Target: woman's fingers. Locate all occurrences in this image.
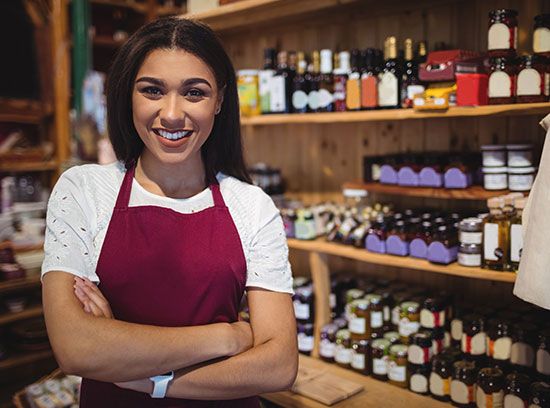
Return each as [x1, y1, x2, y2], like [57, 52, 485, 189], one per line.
[74, 277, 114, 319]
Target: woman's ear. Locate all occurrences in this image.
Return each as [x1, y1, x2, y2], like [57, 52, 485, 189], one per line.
[215, 86, 226, 115]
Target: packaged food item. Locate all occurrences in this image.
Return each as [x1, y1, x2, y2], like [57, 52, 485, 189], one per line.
[508, 167, 536, 192]
[488, 57, 517, 105]
[488, 9, 519, 57]
[237, 70, 260, 116]
[430, 354, 454, 402]
[388, 344, 408, 388]
[319, 323, 338, 363]
[450, 360, 477, 407]
[481, 145, 507, 167]
[351, 338, 371, 375]
[476, 367, 505, 408]
[507, 144, 533, 168]
[408, 362, 431, 395]
[533, 14, 550, 57]
[372, 339, 391, 381]
[503, 372, 531, 408]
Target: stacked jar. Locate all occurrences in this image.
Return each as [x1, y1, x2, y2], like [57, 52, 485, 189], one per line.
[293, 282, 315, 356]
[458, 218, 483, 268]
[481, 144, 536, 193]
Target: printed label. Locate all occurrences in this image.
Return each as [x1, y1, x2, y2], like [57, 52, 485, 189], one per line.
[373, 357, 388, 375]
[489, 71, 513, 98]
[346, 77, 361, 110]
[351, 351, 366, 370]
[504, 394, 527, 408]
[295, 220, 317, 240]
[430, 373, 448, 396]
[510, 224, 523, 263]
[485, 173, 508, 190]
[511, 342, 535, 367]
[517, 68, 542, 96]
[476, 388, 504, 408]
[319, 340, 335, 359]
[536, 349, 550, 375]
[371, 311, 383, 329]
[399, 318, 420, 337]
[361, 74, 378, 108]
[451, 319, 463, 341]
[488, 22, 514, 50]
[408, 344, 431, 365]
[269, 75, 287, 112]
[308, 90, 320, 111]
[534, 27, 550, 53]
[484, 223, 500, 261]
[451, 381, 473, 404]
[378, 72, 399, 107]
[410, 374, 428, 393]
[383, 306, 390, 322]
[392, 306, 401, 326]
[472, 332, 487, 355]
[459, 231, 483, 245]
[258, 70, 274, 113]
[297, 333, 314, 352]
[458, 252, 482, 267]
[292, 90, 308, 110]
[491, 337, 512, 360]
[335, 346, 352, 364]
[421, 309, 445, 329]
[349, 317, 366, 334]
[388, 362, 406, 382]
[509, 174, 534, 192]
[407, 84, 425, 100]
[293, 301, 310, 320]
[318, 89, 333, 109]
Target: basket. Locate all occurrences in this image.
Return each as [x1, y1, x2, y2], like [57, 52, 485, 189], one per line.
[12, 369, 64, 408]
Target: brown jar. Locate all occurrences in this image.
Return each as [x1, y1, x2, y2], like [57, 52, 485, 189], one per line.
[399, 301, 421, 344]
[504, 372, 530, 408]
[476, 367, 505, 408]
[486, 319, 512, 365]
[349, 299, 369, 340]
[461, 314, 487, 359]
[451, 360, 477, 408]
[372, 339, 391, 381]
[335, 329, 352, 368]
[408, 332, 433, 365]
[366, 293, 384, 335]
[408, 362, 431, 395]
[421, 297, 446, 329]
[488, 9, 518, 58]
[534, 14, 550, 58]
[388, 344, 408, 388]
[488, 57, 518, 105]
[529, 382, 550, 408]
[319, 323, 338, 363]
[511, 322, 537, 370]
[430, 354, 454, 402]
[516, 55, 550, 103]
[351, 339, 371, 375]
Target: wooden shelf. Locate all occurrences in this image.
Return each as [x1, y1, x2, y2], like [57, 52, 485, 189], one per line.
[0, 98, 53, 124]
[344, 181, 520, 201]
[0, 305, 43, 326]
[183, 0, 360, 33]
[0, 349, 53, 372]
[262, 354, 448, 408]
[241, 102, 550, 126]
[287, 238, 516, 283]
[90, 0, 148, 13]
[0, 160, 59, 173]
[0, 276, 41, 294]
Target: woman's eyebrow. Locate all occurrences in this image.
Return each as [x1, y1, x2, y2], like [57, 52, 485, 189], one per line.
[135, 77, 165, 86]
[182, 78, 212, 89]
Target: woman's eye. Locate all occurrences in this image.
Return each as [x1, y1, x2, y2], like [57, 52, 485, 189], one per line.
[187, 88, 205, 98]
[141, 86, 163, 96]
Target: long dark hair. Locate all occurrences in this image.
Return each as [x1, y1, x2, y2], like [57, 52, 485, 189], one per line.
[105, 17, 250, 184]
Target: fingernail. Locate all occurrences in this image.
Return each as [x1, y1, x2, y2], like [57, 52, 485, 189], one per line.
[75, 287, 84, 296]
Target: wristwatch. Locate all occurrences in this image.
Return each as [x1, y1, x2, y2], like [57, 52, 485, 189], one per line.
[149, 371, 174, 398]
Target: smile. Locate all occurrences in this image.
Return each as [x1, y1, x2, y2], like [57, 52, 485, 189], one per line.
[154, 129, 192, 140]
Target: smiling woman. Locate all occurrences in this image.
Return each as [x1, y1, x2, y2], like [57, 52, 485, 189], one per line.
[41, 17, 297, 408]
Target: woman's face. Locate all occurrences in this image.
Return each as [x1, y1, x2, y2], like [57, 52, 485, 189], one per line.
[132, 48, 222, 166]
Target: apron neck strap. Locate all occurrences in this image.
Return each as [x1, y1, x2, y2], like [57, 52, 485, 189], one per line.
[210, 182, 226, 208]
[114, 163, 135, 210]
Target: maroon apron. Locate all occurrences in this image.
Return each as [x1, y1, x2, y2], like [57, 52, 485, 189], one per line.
[79, 164, 260, 408]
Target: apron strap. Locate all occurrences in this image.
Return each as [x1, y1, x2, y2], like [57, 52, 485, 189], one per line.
[114, 164, 135, 210]
[210, 183, 226, 208]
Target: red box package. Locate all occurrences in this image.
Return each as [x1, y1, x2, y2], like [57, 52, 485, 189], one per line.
[456, 73, 489, 106]
[419, 50, 481, 82]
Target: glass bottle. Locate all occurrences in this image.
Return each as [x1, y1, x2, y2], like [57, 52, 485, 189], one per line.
[307, 51, 321, 112]
[401, 38, 425, 108]
[346, 49, 362, 111]
[483, 197, 510, 271]
[270, 51, 292, 113]
[333, 51, 350, 112]
[259, 48, 277, 114]
[378, 36, 402, 109]
[417, 40, 428, 64]
[509, 196, 526, 271]
[361, 48, 379, 110]
[291, 51, 309, 114]
[318, 49, 334, 112]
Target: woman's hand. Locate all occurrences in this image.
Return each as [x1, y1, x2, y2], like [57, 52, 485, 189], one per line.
[73, 276, 114, 319]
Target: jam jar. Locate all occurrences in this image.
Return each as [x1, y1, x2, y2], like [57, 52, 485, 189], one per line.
[488, 57, 518, 105]
[451, 360, 477, 408]
[335, 329, 352, 368]
[388, 344, 408, 388]
[421, 297, 446, 329]
[459, 218, 483, 245]
[504, 372, 531, 408]
[408, 332, 433, 365]
[392, 291, 409, 328]
[366, 293, 385, 336]
[529, 382, 550, 408]
[319, 323, 338, 363]
[431, 354, 454, 402]
[372, 339, 391, 381]
[458, 243, 482, 267]
[452, 307, 471, 347]
[293, 286, 314, 324]
[462, 314, 487, 360]
[351, 338, 371, 375]
[427, 327, 447, 356]
[378, 289, 394, 330]
[408, 362, 431, 395]
[511, 322, 537, 371]
[297, 323, 314, 356]
[487, 319, 513, 367]
[488, 9, 519, 58]
[537, 328, 550, 380]
[399, 301, 421, 344]
[534, 14, 550, 57]
[516, 55, 550, 103]
[476, 367, 505, 408]
[384, 331, 400, 345]
[349, 299, 369, 340]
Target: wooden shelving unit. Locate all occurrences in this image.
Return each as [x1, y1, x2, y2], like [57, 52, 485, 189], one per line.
[262, 354, 448, 408]
[0, 160, 59, 173]
[343, 181, 519, 201]
[240, 102, 550, 126]
[288, 238, 516, 283]
[0, 349, 53, 372]
[0, 306, 43, 326]
[0, 276, 41, 294]
[0, 98, 53, 125]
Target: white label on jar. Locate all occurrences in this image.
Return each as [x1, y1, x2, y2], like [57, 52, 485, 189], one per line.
[318, 89, 333, 109]
[410, 374, 428, 393]
[451, 380, 472, 404]
[292, 90, 308, 110]
[320, 340, 335, 359]
[472, 332, 487, 355]
[537, 349, 550, 375]
[293, 301, 310, 320]
[517, 68, 542, 96]
[329, 293, 336, 310]
[392, 306, 401, 326]
[373, 357, 388, 375]
[269, 75, 287, 112]
[508, 151, 533, 167]
[420, 309, 445, 328]
[484, 223, 500, 261]
[378, 71, 399, 107]
[459, 230, 483, 245]
[458, 252, 482, 267]
[493, 337, 512, 360]
[484, 173, 508, 190]
[388, 362, 406, 382]
[371, 311, 383, 328]
[505, 394, 527, 408]
[298, 333, 314, 352]
[451, 319, 463, 341]
[489, 71, 513, 98]
[483, 151, 507, 167]
[489, 22, 512, 50]
[335, 346, 352, 364]
[351, 351, 366, 370]
[546, 73, 550, 96]
[510, 224, 523, 263]
[399, 318, 420, 337]
[509, 174, 534, 192]
[308, 90, 320, 110]
[534, 27, 550, 53]
[349, 317, 366, 334]
[430, 373, 447, 396]
[511, 342, 535, 367]
[259, 70, 274, 112]
[476, 388, 504, 408]
[408, 344, 429, 364]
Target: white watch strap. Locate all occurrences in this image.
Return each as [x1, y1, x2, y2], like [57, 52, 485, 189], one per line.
[150, 372, 173, 398]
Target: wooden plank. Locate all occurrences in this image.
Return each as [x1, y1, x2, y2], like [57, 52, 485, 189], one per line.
[309, 252, 331, 358]
[262, 354, 449, 408]
[0, 160, 59, 173]
[0, 349, 53, 372]
[288, 238, 516, 283]
[0, 306, 43, 326]
[0, 276, 41, 294]
[240, 103, 550, 126]
[0, 98, 53, 124]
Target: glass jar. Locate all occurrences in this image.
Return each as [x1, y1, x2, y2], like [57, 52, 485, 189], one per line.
[430, 354, 454, 402]
[481, 145, 507, 168]
[459, 218, 483, 245]
[408, 332, 433, 365]
[399, 301, 421, 344]
[351, 339, 371, 375]
[487, 319, 513, 366]
[451, 360, 477, 408]
[507, 144, 534, 168]
[462, 314, 487, 359]
[451, 307, 471, 347]
[297, 323, 314, 356]
[511, 322, 537, 370]
[366, 293, 384, 335]
[458, 243, 483, 267]
[488, 9, 519, 57]
[483, 166, 509, 190]
[426, 327, 447, 356]
[384, 331, 400, 345]
[372, 339, 391, 381]
[537, 328, 550, 379]
[476, 367, 505, 408]
[293, 286, 314, 324]
[488, 57, 518, 105]
[319, 323, 338, 363]
[349, 299, 369, 340]
[504, 372, 531, 408]
[237, 69, 260, 116]
[378, 289, 394, 329]
[534, 14, 550, 57]
[391, 292, 409, 327]
[408, 362, 431, 395]
[516, 55, 550, 103]
[295, 209, 317, 240]
[335, 329, 352, 368]
[421, 297, 446, 329]
[529, 382, 550, 408]
[388, 344, 408, 388]
[508, 167, 536, 192]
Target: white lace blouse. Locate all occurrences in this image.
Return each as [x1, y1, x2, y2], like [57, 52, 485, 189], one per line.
[41, 161, 293, 294]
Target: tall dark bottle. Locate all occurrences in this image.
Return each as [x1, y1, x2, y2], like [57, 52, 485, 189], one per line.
[333, 51, 350, 112]
[307, 51, 321, 112]
[259, 48, 277, 114]
[417, 41, 428, 64]
[291, 52, 309, 114]
[361, 48, 379, 110]
[346, 49, 362, 111]
[318, 49, 334, 112]
[378, 36, 402, 109]
[401, 38, 425, 108]
[270, 51, 292, 113]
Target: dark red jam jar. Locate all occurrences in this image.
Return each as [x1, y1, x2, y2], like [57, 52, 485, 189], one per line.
[488, 9, 518, 58]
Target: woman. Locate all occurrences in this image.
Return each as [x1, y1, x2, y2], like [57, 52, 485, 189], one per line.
[42, 17, 298, 407]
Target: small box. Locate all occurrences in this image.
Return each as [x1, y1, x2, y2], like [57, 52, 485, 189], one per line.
[456, 73, 489, 106]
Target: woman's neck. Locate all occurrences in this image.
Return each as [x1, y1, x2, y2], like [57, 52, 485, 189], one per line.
[135, 152, 208, 199]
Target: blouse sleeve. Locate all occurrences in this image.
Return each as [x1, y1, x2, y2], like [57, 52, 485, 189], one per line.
[41, 167, 99, 282]
[245, 192, 293, 294]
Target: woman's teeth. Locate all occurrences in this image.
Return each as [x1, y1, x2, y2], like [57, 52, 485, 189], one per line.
[157, 130, 191, 140]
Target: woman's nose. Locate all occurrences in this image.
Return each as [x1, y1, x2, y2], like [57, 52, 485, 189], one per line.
[159, 93, 186, 127]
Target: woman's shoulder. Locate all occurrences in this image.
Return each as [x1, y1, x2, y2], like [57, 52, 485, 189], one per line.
[58, 161, 125, 189]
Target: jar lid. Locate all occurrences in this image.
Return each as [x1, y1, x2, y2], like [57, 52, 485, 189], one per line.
[535, 13, 550, 24]
[487, 318, 512, 336]
[508, 166, 536, 174]
[482, 166, 508, 173]
[538, 328, 550, 346]
[513, 322, 537, 342]
[481, 144, 506, 151]
[432, 353, 454, 370]
[365, 293, 382, 304]
[321, 323, 338, 336]
[453, 360, 476, 375]
[459, 242, 482, 253]
[489, 9, 518, 18]
[505, 372, 531, 393]
[478, 367, 504, 382]
[506, 144, 533, 151]
[401, 301, 420, 313]
[411, 332, 433, 348]
[459, 217, 482, 231]
[352, 299, 370, 311]
[390, 344, 408, 356]
[237, 69, 259, 76]
[372, 339, 391, 350]
[384, 331, 400, 344]
[423, 297, 445, 311]
[346, 288, 365, 299]
[333, 317, 348, 329]
[463, 313, 485, 330]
